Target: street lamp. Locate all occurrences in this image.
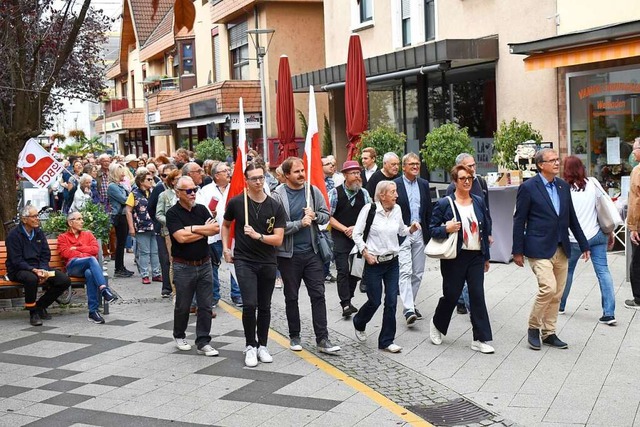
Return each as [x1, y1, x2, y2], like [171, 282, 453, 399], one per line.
[246, 28, 275, 163]
[139, 81, 152, 157]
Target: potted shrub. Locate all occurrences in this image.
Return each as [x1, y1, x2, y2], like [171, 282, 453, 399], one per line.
[355, 125, 405, 169]
[492, 118, 542, 170]
[43, 202, 110, 243]
[194, 138, 230, 162]
[421, 123, 475, 176]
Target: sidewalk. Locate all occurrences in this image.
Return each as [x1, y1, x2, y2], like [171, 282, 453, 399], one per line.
[0, 248, 635, 426]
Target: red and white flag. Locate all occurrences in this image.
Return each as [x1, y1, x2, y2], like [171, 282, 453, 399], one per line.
[18, 138, 64, 188]
[302, 86, 329, 208]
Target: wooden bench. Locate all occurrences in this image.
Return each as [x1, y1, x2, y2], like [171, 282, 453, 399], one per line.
[0, 239, 110, 313]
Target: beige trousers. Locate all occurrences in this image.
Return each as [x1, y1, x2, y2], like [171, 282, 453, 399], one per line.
[528, 247, 568, 339]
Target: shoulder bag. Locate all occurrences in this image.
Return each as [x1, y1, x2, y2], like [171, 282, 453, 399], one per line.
[349, 202, 377, 278]
[591, 178, 623, 234]
[310, 188, 334, 264]
[425, 196, 458, 259]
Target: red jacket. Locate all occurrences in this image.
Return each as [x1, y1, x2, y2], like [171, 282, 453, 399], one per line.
[57, 230, 99, 266]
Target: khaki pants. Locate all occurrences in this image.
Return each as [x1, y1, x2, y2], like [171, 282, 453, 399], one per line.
[528, 247, 568, 339]
[164, 235, 175, 294]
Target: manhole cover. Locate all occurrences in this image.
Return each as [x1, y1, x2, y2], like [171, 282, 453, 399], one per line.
[407, 398, 493, 426]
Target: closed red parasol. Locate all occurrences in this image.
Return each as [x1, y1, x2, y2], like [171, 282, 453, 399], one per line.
[345, 33, 368, 160]
[276, 55, 298, 163]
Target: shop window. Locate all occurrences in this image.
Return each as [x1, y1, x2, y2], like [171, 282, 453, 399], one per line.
[568, 66, 640, 193]
[425, 0, 435, 41]
[229, 21, 249, 80]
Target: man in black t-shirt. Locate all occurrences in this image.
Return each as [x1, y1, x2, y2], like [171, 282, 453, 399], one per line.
[166, 176, 220, 357]
[365, 152, 400, 196]
[222, 162, 285, 367]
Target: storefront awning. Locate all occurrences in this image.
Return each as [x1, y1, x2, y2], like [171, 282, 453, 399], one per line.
[176, 116, 220, 129]
[291, 37, 499, 92]
[509, 20, 640, 71]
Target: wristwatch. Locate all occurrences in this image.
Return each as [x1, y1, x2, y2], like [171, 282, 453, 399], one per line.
[259, 234, 264, 241]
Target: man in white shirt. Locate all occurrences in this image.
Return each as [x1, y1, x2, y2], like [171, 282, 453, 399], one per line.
[360, 147, 378, 189]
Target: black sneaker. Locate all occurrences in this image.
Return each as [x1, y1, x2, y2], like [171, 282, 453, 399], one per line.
[624, 299, 640, 309]
[405, 311, 417, 325]
[341, 304, 358, 318]
[542, 334, 568, 349]
[325, 274, 336, 283]
[38, 308, 52, 320]
[415, 308, 423, 320]
[29, 310, 42, 326]
[456, 303, 468, 314]
[101, 288, 118, 303]
[359, 282, 367, 293]
[88, 311, 105, 324]
[528, 328, 541, 350]
[599, 316, 617, 326]
[114, 269, 134, 278]
[161, 292, 172, 299]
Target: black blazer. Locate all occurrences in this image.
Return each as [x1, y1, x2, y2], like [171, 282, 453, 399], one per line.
[394, 175, 432, 244]
[512, 175, 589, 259]
[429, 193, 491, 261]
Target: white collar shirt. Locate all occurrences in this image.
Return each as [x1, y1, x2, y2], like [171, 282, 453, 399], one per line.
[352, 201, 411, 256]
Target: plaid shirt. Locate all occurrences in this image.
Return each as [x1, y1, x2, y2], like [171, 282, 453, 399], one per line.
[328, 185, 371, 215]
[98, 170, 110, 212]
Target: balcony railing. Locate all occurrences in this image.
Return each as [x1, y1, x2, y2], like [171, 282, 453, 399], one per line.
[104, 98, 129, 114]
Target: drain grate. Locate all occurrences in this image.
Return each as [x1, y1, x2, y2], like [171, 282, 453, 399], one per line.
[407, 398, 494, 426]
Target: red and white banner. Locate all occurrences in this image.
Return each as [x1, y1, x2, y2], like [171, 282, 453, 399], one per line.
[18, 138, 64, 188]
[303, 86, 329, 208]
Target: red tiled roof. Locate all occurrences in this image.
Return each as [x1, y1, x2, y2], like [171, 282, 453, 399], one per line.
[129, 0, 174, 46]
[141, 6, 174, 49]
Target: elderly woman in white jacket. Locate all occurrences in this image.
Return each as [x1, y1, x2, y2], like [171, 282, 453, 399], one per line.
[69, 174, 93, 213]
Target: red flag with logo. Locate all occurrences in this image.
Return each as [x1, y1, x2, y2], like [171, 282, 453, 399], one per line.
[18, 138, 64, 188]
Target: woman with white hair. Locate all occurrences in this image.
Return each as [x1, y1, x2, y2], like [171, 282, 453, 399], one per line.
[69, 174, 93, 213]
[351, 181, 420, 353]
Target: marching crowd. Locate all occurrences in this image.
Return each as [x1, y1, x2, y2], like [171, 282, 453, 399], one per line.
[7, 143, 635, 367]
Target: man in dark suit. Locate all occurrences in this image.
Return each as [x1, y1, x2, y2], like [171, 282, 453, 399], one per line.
[512, 148, 590, 351]
[394, 152, 432, 325]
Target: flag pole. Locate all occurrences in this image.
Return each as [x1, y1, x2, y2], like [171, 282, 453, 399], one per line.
[244, 188, 249, 225]
[238, 97, 249, 225]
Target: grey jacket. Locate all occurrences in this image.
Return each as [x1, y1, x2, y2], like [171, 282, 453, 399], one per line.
[272, 184, 330, 259]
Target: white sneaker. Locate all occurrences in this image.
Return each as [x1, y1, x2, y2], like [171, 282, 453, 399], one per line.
[429, 318, 442, 345]
[175, 337, 191, 351]
[471, 340, 495, 354]
[257, 346, 273, 363]
[354, 327, 367, 342]
[244, 346, 258, 367]
[275, 277, 283, 289]
[197, 344, 219, 357]
[383, 343, 402, 353]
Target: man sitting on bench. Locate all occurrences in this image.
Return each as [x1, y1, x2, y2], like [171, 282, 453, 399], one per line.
[58, 211, 118, 324]
[6, 206, 71, 326]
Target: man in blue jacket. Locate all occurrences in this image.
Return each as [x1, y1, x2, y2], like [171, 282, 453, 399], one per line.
[512, 148, 590, 350]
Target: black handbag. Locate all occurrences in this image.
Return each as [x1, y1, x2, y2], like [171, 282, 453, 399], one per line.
[315, 227, 334, 264]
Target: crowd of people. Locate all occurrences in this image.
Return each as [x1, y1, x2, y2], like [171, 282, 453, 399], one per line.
[6, 143, 633, 366]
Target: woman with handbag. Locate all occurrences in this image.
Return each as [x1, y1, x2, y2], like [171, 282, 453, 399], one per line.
[352, 181, 420, 353]
[559, 156, 616, 324]
[428, 164, 493, 353]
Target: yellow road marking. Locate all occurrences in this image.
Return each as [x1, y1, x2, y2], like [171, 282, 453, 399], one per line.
[218, 300, 432, 426]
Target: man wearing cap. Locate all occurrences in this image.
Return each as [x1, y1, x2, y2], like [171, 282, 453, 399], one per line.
[328, 160, 372, 318]
[124, 154, 138, 178]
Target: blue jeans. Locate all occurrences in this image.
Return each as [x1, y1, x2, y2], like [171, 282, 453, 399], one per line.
[67, 257, 107, 313]
[353, 258, 399, 349]
[211, 241, 241, 302]
[561, 230, 615, 317]
[457, 283, 470, 311]
[136, 231, 160, 278]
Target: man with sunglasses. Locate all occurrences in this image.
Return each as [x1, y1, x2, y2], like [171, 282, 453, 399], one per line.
[166, 176, 220, 357]
[6, 206, 71, 326]
[273, 157, 341, 355]
[513, 148, 589, 351]
[221, 162, 286, 367]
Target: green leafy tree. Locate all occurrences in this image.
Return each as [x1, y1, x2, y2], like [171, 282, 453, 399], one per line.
[297, 109, 308, 139]
[322, 115, 332, 156]
[194, 138, 230, 161]
[492, 119, 543, 169]
[356, 125, 405, 169]
[58, 135, 109, 157]
[421, 123, 475, 173]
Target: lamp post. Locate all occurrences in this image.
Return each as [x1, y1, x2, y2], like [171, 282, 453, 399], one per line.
[140, 81, 152, 157]
[246, 28, 275, 163]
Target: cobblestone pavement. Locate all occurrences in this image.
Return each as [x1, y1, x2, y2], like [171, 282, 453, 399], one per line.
[2, 248, 637, 426]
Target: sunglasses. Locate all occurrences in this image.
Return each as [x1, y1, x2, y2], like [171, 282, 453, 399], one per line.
[177, 188, 197, 195]
[160, 174, 168, 178]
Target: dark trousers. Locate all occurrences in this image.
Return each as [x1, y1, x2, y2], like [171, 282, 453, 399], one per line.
[335, 251, 359, 307]
[234, 259, 277, 347]
[631, 244, 640, 302]
[11, 270, 70, 310]
[156, 234, 171, 294]
[433, 250, 492, 342]
[278, 250, 328, 344]
[173, 262, 213, 348]
[353, 258, 399, 349]
[112, 214, 128, 271]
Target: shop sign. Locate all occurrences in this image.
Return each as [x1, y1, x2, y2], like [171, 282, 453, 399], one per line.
[230, 113, 261, 130]
[578, 82, 640, 100]
[147, 111, 161, 124]
[107, 119, 122, 131]
[150, 125, 172, 136]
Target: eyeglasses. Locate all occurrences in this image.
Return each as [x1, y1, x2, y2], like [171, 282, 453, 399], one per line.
[541, 158, 560, 164]
[190, 169, 204, 174]
[247, 175, 265, 182]
[345, 170, 361, 176]
[216, 169, 230, 174]
[323, 163, 335, 167]
[405, 162, 421, 167]
[466, 163, 477, 168]
[457, 176, 473, 183]
[176, 188, 197, 195]
[266, 216, 275, 233]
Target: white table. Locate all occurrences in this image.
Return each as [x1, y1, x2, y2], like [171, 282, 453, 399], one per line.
[487, 185, 519, 263]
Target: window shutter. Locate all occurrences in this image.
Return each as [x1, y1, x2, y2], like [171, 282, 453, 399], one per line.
[228, 21, 248, 50]
[213, 35, 220, 82]
[401, 0, 411, 19]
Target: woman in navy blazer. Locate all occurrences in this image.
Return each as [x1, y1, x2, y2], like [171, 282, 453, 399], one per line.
[428, 164, 494, 354]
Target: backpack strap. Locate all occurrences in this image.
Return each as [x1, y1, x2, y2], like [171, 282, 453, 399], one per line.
[362, 202, 377, 243]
